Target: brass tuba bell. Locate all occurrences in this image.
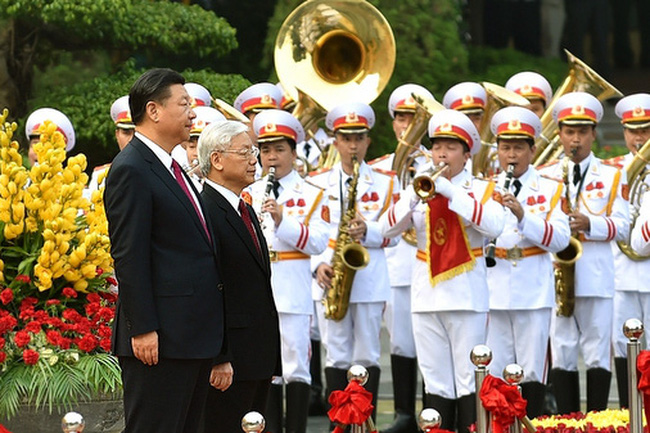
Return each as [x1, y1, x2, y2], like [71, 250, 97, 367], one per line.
[532, 50, 623, 167]
[274, 0, 396, 169]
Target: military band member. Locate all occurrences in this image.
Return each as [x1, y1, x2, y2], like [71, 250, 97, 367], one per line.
[179, 106, 226, 191]
[381, 109, 505, 433]
[608, 93, 650, 407]
[86, 96, 135, 195]
[538, 92, 629, 414]
[234, 82, 282, 140]
[485, 107, 570, 418]
[310, 102, 399, 421]
[245, 109, 329, 433]
[505, 71, 553, 118]
[442, 82, 487, 131]
[25, 107, 76, 167]
[172, 82, 213, 169]
[371, 83, 435, 433]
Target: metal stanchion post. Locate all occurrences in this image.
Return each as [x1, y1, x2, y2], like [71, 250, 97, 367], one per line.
[347, 365, 374, 433]
[471, 345, 492, 433]
[624, 318, 644, 433]
[242, 411, 266, 433]
[502, 364, 536, 433]
[418, 408, 442, 433]
[62, 412, 85, 433]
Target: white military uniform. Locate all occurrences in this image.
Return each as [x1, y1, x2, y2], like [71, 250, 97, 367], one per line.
[247, 169, 329, 383]
[370, 152, 418, 357]
[309, 161, 399, 368]
[632, 189, 650, 255]
[607, 153, 650, 354]
[486, 166, 570, 382]
[381, 168, 504, 398]
[297, 128, 329, 169]
[539, 154, 629, 370]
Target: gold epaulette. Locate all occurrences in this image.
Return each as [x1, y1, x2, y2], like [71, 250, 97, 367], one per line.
[308, 167, 331, 177]
[368, 153, 391, 165]
[372, 167, 397, 177]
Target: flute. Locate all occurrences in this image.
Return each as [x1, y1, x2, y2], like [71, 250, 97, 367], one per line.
[485, 164, 515, 267]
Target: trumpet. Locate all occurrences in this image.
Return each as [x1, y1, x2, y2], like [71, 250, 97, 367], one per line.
[485, 164, 515, 267]
[412, 162, 449, 201]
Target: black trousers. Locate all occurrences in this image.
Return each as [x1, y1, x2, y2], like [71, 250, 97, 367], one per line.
[120, 356, 213, 433]
[202, 378, 272, 433]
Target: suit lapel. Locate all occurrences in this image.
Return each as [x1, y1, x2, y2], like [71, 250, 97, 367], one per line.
[205, 185, 267, 271]
[134, 139, 212, 248]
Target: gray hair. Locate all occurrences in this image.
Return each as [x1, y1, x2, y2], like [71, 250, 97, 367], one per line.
[197, 120, 249, 177]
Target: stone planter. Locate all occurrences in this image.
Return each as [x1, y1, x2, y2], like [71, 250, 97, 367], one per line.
[2, 393, 124, 433]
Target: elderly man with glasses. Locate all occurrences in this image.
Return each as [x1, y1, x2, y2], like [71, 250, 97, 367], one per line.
[198, 120, 282, 433]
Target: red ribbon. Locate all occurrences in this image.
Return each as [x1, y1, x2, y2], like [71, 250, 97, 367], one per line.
[637, 350, 650, 426]
[0, 424, 12, 433]
[479, 375, 528, 433]
[328, 381, 376, 433]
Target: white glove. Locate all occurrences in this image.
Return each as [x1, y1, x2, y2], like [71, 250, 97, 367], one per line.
[434, 175, 454, 198]
[405, 185, 420, 209]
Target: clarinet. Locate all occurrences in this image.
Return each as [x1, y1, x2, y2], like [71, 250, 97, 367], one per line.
[485, 164, 515, 268]
[258, 167, 275, 236]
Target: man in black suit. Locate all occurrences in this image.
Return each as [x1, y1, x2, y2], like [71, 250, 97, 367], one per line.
[197, 120, 282, 433]
[104, 68, 232, 433]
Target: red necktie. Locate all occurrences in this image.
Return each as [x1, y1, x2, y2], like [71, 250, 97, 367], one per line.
[171, 159, 211, 242]
[238, 199, 262, 257]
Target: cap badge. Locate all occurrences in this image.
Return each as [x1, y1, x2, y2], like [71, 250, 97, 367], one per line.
[261, 94, 272, 104]
[522, 84, 533, 94]
[571, 105, 585, 115]
[405, 95, 416, 106]
[462, 94, 474, 105]
[265, 122, 277, 133]
[633, 106, 645, 118]
[345, 112, 360, 123]
[439, 122, 452, 133]
[507, 119, 521, 131]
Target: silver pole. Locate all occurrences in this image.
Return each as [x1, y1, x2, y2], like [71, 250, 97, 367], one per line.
[471, 345, 493, 433]
[624, 318, 644, 433]
[61, 412, 85, 433]
[348, 365, 373, 433]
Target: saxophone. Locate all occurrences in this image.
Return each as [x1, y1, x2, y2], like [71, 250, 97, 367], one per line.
[323, 155, 370, 321]
[554, 150, 583, 317]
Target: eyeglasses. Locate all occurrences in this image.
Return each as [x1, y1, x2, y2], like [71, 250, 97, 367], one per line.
[217, 146, 260, 159]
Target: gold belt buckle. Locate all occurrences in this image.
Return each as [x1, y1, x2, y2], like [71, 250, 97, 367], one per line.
[506, 246, 522, 265]
[269, 250, 278, 262]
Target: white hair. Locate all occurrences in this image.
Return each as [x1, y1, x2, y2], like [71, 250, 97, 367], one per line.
[197, 120, 249, 177]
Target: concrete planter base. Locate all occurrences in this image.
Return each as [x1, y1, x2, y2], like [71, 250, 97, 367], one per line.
[3, 395, 124, 433]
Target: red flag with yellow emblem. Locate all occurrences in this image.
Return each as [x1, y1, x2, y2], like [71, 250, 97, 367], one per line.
[425, 195, 476, 286]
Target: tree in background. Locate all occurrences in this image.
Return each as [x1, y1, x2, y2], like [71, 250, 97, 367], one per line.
[0, 0, 250, 166]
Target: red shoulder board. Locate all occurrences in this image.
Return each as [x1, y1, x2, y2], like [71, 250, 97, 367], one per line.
[603, 157, 625, 169]
[241, 191, 253, 206]
[372, 167, 397, 176]
[539, 174, 563, 183]
[368, 154, 391, 165]
[308, 167, 331, 177]
[536, 159, 560, 170]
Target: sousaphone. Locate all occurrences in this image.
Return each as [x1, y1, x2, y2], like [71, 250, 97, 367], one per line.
[274, 0, 396, 168]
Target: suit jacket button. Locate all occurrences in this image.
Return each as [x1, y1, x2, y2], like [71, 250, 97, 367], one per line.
[217, 283, 224, 291]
